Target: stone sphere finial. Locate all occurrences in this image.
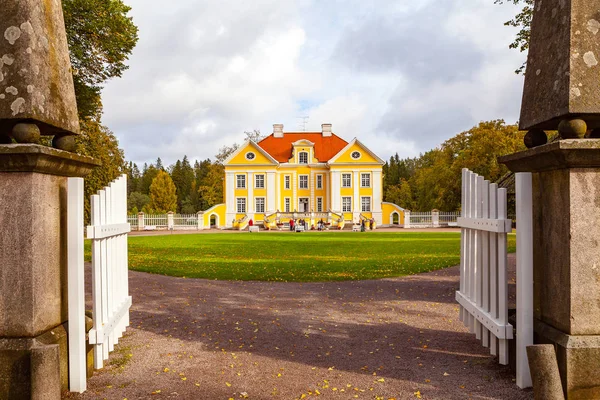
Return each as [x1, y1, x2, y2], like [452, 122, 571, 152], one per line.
[558, 119, 587, 139]
[52, 135, 76, 152]
[12, 123, 40, 143]
[524, 129, 548, 148]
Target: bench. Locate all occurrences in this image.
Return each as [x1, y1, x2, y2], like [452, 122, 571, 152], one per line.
[295, 225, 305, 232]
[352, 225, 360, 232]
[448, 222, 458, 227]
[144, 225, 157, 231]
[249, 226, 259, 232]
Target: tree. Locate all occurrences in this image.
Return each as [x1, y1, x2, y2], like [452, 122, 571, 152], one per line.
[75, 119, 126, 222]
[63, 0, 139, 119]
[198, 163, 224, 209]
[494, 0, 534, 74]
[149, 171, 177, 213]
[140, 163, 159, 194]
[126, 162, 141, 196]
[244, 130, 266, 142]
[215, 144, 239, 165]
[128, 192, 150, 212]
[409, 120, 525, 211]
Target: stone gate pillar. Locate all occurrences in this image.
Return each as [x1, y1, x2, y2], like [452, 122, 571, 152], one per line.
[0, 146, 96, 399]
[500, 0, 600, 397]
[0, 0, 98, 398]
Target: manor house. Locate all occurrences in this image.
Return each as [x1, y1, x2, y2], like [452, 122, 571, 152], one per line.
[201, 124, 404, 229]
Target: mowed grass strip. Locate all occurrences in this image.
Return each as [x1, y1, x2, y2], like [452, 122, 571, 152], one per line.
[84, 231, 515, 282]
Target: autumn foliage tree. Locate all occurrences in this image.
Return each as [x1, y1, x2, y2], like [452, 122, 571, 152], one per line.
[149, 171, 178, 213]
[383, 120, 525, 211]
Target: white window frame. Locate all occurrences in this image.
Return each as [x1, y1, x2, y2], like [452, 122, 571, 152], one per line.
[361, 196, 372, 212]
[255, 197, 265, 213]
[341, 173, 352, 188]
[361, 173, 371, 188]
[316, 174, 323, 189]
[342, 197, 352, 212]
[284, 198, 291, 212]
[255, 174, 265, 189]
[236, 197, 246, 213]
[299, 175, 309, 189]
[316, 197, 323, 212]
[284, 175, 291, 190]
[299, 151, 309, 164]
[236, 174, 246, 189]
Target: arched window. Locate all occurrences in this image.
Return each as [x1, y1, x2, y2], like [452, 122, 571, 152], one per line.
[299, 151, 309, 164]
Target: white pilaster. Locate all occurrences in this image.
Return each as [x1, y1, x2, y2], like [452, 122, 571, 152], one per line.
[373, 170, 383, 213]
[267, 172, 276, 213]
[325, 173, 330, 210]
[275, 172, 281, 211]
[247, 173, 254, 220]
[353, 170, 360, 221]
[292, 172, 297, 211]
[310, 171, 315, 212]
[330, 171, 341, 212]
[226, 172, 235, 227]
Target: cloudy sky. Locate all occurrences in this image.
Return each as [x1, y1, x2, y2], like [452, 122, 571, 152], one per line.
[101, 0, 525, 167]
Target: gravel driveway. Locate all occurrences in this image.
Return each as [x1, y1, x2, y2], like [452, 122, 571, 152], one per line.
[64, 255, 531, 400]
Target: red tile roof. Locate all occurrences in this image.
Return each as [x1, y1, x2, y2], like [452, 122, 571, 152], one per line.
[258, 132, 348, 163]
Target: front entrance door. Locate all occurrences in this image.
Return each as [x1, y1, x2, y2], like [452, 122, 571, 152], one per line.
[298, 198, 309, 212]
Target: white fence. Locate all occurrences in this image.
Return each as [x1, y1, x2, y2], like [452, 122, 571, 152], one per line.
[128, 214, 138, 230]
[456, 169, 513, 366]
[173, 213, 199, 229]
[404, 210, 460, 228]
[143, 213, 168, 229]
[132, 212, 203, 230]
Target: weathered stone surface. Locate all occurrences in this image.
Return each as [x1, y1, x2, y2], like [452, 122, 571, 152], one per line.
[535, 320, 600, 399]
[31, 344, 60, 400]
[0, 148, 96, 338]
[527, 344, 564, 400]
[502, 144, 600, 335]
[0, 144, 98, 176]
[0, 0, 79, 136]
[0, 324, 69, 399]
[520, 0, 600, 130]
[499, 139, 600, 172]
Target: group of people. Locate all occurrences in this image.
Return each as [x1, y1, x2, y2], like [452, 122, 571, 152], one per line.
[288, 218, 328, 231]
[359, 218, 375, 232]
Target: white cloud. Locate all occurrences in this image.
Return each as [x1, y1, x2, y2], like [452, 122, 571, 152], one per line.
[101, 0, 526, 166]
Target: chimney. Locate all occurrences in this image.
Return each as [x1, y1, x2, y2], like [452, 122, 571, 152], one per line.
[322, 123, 332, 137]
[273, 124, 284, 138]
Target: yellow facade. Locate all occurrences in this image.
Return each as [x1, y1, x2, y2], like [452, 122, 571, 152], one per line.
[205, 124, 405, 229]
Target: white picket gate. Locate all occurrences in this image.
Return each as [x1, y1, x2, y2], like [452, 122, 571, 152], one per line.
[67, 174, 131, 393]
[87, 174, 132, 371]
[456, 169, 513, 364]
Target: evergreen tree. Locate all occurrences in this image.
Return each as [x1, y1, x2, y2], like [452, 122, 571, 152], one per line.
[149, 170, 177, 213]
[140, 163, 159, 194]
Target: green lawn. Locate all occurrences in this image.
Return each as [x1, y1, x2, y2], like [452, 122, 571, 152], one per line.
[85, 232, 516, 282]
